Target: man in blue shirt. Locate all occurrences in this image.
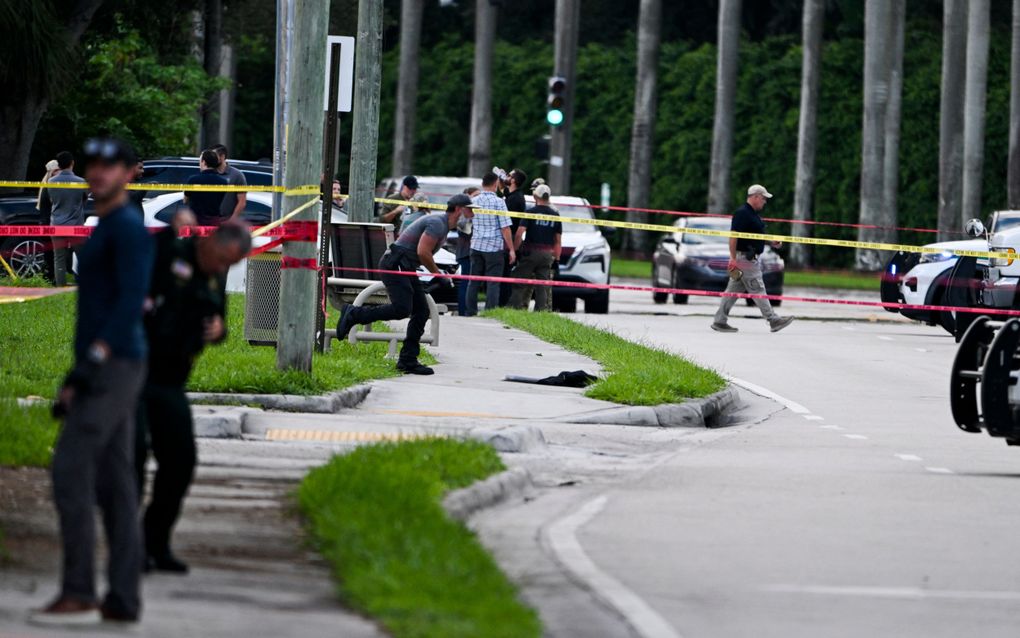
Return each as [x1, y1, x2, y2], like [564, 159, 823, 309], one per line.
[33, 138, 154, 627]
[184, 150, 228, 227]
[711, 184, 794, 333]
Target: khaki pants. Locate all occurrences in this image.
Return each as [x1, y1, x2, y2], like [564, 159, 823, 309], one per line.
[714, 256, 778, 325]
[510, 250, 556, 311]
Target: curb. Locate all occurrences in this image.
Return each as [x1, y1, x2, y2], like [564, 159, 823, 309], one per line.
[187, 384, 371, 414]
[192, 406, 259, 439]
[560, 385, 742, 428]
[442, 466, 535, 522]
[467, 425, 547, 453]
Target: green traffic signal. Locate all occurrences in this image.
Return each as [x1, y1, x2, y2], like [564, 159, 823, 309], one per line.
[547, 109, 564, 126]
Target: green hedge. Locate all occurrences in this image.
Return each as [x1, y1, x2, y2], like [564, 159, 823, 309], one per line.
[371, 26, 1013, 267]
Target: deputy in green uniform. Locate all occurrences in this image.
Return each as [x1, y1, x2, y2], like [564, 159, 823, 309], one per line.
[135, 214, 251, 573]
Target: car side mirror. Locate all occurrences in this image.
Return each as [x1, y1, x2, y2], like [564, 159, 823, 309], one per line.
[965, 218, 986, 237]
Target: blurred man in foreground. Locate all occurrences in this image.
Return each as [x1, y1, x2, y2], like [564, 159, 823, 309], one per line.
[34, 138, 153, 626]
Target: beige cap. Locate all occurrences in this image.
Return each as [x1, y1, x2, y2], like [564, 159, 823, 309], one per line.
[748, 184, 773, 198]
[533, 184, 552, 200]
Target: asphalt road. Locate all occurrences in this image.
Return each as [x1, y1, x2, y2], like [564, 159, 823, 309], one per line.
[563, 290, 1020, 637]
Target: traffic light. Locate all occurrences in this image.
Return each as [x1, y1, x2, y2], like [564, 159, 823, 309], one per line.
[547, 76, 567, 127]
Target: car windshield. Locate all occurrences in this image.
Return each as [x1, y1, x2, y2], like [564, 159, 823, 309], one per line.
[680, 219, 730, 244]
[992, 215, 1020, 233]
[553, 203, 598, 233]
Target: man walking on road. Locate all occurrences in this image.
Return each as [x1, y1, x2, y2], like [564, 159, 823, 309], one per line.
[510, 182, 561, 311]
[39, 151, 86, 286]
[465, 172, 515, 316]
[335, 194, 475, 375]
[711, 184, 793, 333]
[376, 175, 418, 225]
[33, 138, 153, 626]
[136, 216, 250, 574]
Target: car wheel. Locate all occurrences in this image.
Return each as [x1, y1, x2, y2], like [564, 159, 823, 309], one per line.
[585, 290, 610, 314]
[1, 238, 49, 279]
[672, 293, 688, 304]
[653, 292, 668, 304]
[553, 295, 577, 313]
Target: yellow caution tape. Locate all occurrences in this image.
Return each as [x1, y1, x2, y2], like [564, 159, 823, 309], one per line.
[0, 180, 319, 196]
[251, 196, 321, 238]
[373, 196, 1004, 260]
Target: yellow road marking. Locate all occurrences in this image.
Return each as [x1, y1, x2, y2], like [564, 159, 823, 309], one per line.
[264, 428, 438, 443]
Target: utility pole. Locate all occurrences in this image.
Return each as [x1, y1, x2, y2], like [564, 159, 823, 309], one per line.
[201, 0, 224, 147]
[468, 0, 496, 177]
[347, 0, 384, 222]
[392, 0, 424, 177]
[790, 0, 823, 268]
[707, 0, 741, 214]
[548, 0, 580, 195]
[962, 0, 991, 224]
[276, 0, 328, 372]
[937, 0, 967, 240]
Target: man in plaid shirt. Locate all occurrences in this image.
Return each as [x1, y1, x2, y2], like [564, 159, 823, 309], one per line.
[465, 172, 516, 315]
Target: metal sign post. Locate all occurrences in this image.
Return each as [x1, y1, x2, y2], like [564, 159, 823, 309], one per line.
[316, 37, 354, 353]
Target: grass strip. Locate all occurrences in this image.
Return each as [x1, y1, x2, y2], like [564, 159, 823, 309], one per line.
[0, 399, 58, 467]
[609, 257, 650, 280]
[0, 292, 427, 399]
[0, 276, 55, 288]
[784, 270, 880, 291]
[487, 309, 725, 405]
[298, 439, 540, 638]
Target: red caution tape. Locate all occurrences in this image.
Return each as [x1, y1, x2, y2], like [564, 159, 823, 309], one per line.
[328, 265, 1020, 318]
[281, 256, 319, 271]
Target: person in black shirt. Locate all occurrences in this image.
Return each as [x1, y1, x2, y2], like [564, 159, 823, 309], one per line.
[136, 216, 250, 573]
[184, 150, 228, 226]
[500, 168, 528, 305]
[712, 184, 794, 333]
[510, 183, 562, 311]
[35, 138, 153, 626]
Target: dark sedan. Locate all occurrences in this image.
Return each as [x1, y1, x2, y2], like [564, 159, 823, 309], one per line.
[0, 196, 51, 280]
[650, 216, 785, 305]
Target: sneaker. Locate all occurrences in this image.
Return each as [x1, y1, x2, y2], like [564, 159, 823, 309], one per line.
[29, 597, 101, 626]
[770, 317, 794, 333]
[145, 551, 189, 574]
[335, 304, 358, 342]
[396, 361, 435, 375]
[100, 604, 139, 624]
[711, 322, 738, 333]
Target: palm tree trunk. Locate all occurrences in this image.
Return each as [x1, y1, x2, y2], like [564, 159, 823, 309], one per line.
[1009, 0, 1020, 208]
[962, 0, 991, 224]
[790, 0, 824, 268]
[707, 0, 741, 214]
[468, 0, 496, 177]
[201, 0, 223, 148]
[392, 0, 424, 177]
[938, 0, 967, 240]
[881, 0, 906, 245]
[855, 0, 891, 271]
[622, 0, 662, 255]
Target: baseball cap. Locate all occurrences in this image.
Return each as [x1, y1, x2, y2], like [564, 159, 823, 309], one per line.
[747, 184, 773, 198]
[83, 137, 137, 166]
[402, 175, 419, 190]
[447, 193, 477, 210]
[533, 184, 552, 200]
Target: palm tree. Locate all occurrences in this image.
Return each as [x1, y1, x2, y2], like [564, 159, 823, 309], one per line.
[938, 0, 967, 240]
[1009, 0, 1020, 208]
[392, 0, 425, 177]
[790, 0, 825, 268]
[468, 0, 496, 177]
[855, 0, 891, 271]
[962, 0, 990, 224]
[881, 0, 906, 243]
[622, 0, 662, 255]
[707, 0, 742, 214]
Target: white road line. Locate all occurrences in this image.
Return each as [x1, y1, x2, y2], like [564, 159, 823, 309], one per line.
[546, 495, 682, 638]
[761, 584, 1020, 601]
[878, 335, 895, 341]
[925, 466, 955, 474]
[819, 425, 844, 430]
[843, 434, 869, 440]
[803, 415, 824, 421]
[895, 454, 923, 462]
[915, 348, 929, 353]
[841, 326, 856, 331]
[724, 375, 810, 414]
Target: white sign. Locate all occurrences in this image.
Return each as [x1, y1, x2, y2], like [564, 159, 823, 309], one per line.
[600, 182, 610, 212]
[549, 155, 564, 167]
[324, 35, 355, 112]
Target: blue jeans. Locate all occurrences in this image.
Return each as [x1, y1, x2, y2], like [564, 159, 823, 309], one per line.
[457, 256, 472, 316]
